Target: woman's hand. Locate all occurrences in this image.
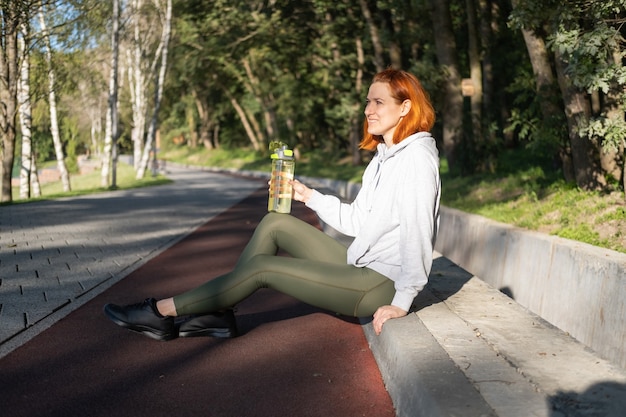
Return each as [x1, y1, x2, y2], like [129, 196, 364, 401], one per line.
[372, 305, 407, 335]
[290, 179, 313, 203]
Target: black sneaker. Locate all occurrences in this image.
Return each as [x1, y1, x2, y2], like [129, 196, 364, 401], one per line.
[103, 298, 177, 341]
[178, 309, 238, 338]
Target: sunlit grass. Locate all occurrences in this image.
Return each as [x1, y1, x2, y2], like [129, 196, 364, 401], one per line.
[441, 170, 626, 253]
[161, 145, 366, 182]
[10, 162, 171, 204]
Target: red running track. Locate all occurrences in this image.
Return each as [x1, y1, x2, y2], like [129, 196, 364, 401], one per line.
[0, 187, 395, 417]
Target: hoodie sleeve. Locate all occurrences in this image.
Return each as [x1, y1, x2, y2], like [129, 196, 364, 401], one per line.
[305, 189, 367, 237]
[390, 145, 440, 311]
[305, 156, 379, 237]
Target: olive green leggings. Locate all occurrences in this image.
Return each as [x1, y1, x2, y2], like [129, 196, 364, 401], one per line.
[173, 212, 394, 318]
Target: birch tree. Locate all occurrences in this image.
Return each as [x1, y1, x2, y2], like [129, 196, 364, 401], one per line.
[127, 0, 148, 170]
[38, 2, 71, 192]
[136, 0, 171, 179]
[102, 0, 121, 187]
[17, 23, 31, 199]
[18, 20, 41, 198]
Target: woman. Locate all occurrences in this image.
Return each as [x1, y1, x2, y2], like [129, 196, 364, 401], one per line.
[104, 69, 440, 340]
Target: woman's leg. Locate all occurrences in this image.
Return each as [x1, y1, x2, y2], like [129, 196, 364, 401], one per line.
[236, 212, 348, 265]
[174, 255, 394, 317]
[103, 213, 394, 340]
[158, 212, 345, 317]
[159, 212, 343, 317]
[173, 213, 395, 317]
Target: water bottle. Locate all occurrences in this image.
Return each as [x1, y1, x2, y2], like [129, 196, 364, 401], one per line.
[268, 143, 295, 213]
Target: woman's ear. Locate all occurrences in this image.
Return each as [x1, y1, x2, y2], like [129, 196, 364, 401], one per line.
[401, 99, 411, 116]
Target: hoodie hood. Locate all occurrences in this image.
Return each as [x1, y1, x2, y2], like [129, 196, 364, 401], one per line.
[376, 131, 435, 161]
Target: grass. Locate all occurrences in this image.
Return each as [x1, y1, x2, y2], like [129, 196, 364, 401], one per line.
[162, 145, 365, 183]
[9, 161, 171, 204]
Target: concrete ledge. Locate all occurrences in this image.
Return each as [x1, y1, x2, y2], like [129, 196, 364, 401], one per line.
[435, 206, 626, 370]
[363, 253, 626, 417]
[361, 310, 496, 417]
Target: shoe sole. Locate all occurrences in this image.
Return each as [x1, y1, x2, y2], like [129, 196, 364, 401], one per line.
[178, 327, 238, 338]
[104, 308, 177, 341]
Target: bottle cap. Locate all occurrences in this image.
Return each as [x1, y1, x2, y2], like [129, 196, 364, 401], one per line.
[271, 146, 294, 159]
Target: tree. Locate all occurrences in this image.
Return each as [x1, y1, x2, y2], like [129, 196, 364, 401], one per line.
[18, 18, 41, 198]
[0, 1, 26, 202]
[478, 0, 494, 121]
[466, 0, 483, 143]
[359, 0, 385, 72]
[509, 0, 625, 191]
[38, 2, 71, 192]
[136, 0, 171, 178]
[127, 0, 148, 170]
[101, 0, 120, 187]
[127, 0, 172, 175]
[430, 0, 463, 171]
[509, 0, 570, 176]
[554, 47, 606, 189]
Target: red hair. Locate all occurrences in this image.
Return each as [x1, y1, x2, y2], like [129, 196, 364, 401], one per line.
[359, 69, 435, 151]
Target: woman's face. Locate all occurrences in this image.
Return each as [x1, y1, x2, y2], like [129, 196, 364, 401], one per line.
[364, 82, 410, 145]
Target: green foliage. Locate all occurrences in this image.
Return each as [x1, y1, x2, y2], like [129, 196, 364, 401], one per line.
[553, 17, 626, 153]
[580, 116, 626, 152]
[166, 0, 441, 156]
[551, 21, 626, 95]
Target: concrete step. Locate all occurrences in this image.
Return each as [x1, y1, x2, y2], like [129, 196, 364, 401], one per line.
[362, 253, 626, 417]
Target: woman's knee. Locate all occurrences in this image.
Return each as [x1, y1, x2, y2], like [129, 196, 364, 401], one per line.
[257, 212, 289, 233]
[257, 213, 307, 241]
[261, 212, 282, 224]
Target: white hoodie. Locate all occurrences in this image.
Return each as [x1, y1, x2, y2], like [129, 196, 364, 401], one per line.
[306, 132, 441, 311]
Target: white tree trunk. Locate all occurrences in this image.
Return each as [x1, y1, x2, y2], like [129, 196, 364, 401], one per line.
[30, 153, 41, 197]
[88, 101, 102, 158]
[102, 0, 121, 187]
[18, 23, 36, 198]
[38, 5, 71, 192]
[136, 0, 172, 179]
[129, 0, 146, 170]
[102, 106, 113, 186]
